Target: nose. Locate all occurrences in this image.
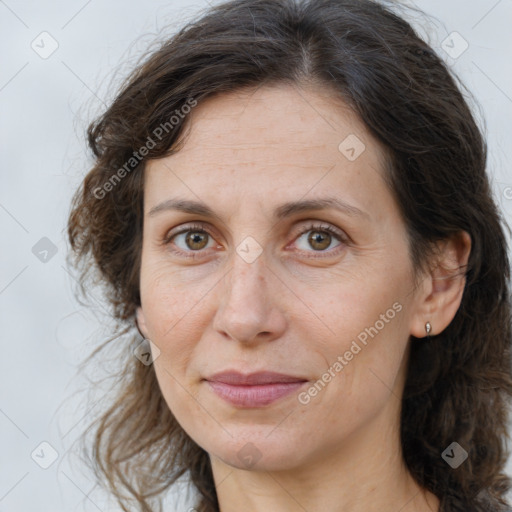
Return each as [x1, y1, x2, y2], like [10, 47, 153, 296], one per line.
[212, 253, 288, 345]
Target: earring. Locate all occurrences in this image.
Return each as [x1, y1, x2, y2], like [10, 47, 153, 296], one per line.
[425, 321, 432, 337]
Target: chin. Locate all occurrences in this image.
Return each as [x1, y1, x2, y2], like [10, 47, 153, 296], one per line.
[204, 433, 308, 472]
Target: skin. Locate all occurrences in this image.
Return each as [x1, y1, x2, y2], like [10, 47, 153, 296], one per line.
[136, 83, 471, 512]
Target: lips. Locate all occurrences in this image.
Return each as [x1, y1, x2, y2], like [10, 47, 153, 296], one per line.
[206, 370, 307, 385]
[204, 370, 308, 407]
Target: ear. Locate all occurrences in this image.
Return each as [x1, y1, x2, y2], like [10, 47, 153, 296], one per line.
[135, 306, 150, 339]
[410, 231, 471, 338]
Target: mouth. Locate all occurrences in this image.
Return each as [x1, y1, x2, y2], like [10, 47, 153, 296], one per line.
[204, 370, 308, 407]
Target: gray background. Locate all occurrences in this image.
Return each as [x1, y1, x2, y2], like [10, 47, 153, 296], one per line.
[1, 0, 512, 510]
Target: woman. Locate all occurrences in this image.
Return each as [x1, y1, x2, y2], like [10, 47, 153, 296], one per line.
[67, 0, 512, 510]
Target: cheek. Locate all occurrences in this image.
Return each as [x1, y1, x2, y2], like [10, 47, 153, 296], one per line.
[299, 327, 408, 444]
[140, 260, 214, 340]
[153, 362, 208, 448]
[303, 277, 411, 405]
[307, 270, 406, 346]
[139, 269, 217, 409]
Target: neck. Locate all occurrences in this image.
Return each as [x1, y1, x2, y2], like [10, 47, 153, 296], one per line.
[210, 407, 439, 512]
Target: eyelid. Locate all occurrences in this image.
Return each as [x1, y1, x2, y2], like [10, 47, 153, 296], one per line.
[162, 222, 216, 244]
[289, 221, 348, 243]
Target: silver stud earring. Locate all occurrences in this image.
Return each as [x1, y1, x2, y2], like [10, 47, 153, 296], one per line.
[425, 321, 432, 337]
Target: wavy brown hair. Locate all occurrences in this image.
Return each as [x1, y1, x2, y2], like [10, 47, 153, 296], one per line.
[67, 0, 512, 510]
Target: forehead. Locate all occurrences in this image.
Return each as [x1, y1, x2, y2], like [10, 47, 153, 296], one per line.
[167, 83, 381, 164]
[144, 83, 392, 220]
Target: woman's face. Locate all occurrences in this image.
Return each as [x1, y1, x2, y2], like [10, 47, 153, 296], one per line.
[137, 83, 427, 472]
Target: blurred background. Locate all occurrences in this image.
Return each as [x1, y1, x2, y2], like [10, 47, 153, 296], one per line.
[1, 0, 511, 510]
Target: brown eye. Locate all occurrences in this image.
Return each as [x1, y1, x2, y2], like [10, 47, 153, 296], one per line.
[308, 230, 332, 251]
[185, 231, 209, 250]
[293, 223, 345, 255]
[164, 225, 216, 256]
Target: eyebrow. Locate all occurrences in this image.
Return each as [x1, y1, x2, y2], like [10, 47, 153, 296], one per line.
[148, 196, 369, 221]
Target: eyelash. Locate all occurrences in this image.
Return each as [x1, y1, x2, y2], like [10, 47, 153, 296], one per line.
[162, 222, 348, 259]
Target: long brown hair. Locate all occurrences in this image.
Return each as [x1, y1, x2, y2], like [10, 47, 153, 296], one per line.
[67, 0, 512, 510]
